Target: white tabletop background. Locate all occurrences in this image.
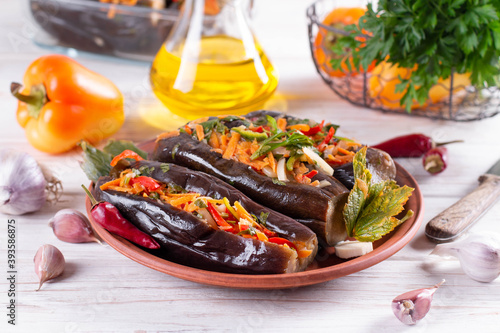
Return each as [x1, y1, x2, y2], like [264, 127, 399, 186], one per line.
[1, 1, 500, 332]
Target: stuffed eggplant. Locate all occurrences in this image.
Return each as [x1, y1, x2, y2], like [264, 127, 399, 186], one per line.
[150, 115, 358, 246]
[93, 160, 318, 274]
[243, 110, 397, 189]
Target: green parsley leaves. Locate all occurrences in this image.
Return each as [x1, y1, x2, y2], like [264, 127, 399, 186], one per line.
[332, 0, 500, 111]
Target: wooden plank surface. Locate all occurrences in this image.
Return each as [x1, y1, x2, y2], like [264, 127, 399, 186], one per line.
[1, 0, 500, 332]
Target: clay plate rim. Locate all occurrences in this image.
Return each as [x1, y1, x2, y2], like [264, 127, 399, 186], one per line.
[85, 162, 423, 289]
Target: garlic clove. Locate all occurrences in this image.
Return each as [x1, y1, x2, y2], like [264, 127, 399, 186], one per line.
[334, 240, 373, 259]
[392, 279, 445, 325]
[431, 232, 500, 283]
[34, 244, 65, 291]
[49, 208, 101, 244]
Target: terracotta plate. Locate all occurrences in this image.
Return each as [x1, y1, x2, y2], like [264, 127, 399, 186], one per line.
[86, 158, 423, 289]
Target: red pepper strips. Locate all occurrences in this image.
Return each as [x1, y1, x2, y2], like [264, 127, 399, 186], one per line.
[207, 202, 234, 232]
[110, 149, 144, 167]
[304, 170, 318, 179]
[303, 120, 325, 136]
[423, 147, 448, 175]
[82, 185, 160, 249]
[129, 176, 161, 192]
[372, 134, 462, 157]
[268, 237, 298, 251]
[318, 126, 336, 151]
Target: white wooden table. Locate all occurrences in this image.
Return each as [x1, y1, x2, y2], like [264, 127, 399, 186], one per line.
[1, 1, 500, 332]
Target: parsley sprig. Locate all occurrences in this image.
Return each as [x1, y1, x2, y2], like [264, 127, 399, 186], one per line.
[332, 0, 500, 111]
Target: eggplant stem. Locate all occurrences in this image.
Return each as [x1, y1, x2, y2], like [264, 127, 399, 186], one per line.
[81, 185, 98, 207]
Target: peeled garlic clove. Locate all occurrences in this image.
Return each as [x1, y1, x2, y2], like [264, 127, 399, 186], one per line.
[49, 209, 100, 244]
[431, 232, 500, 283]
[334, 240, 373, 259]
[392, 279, 445, 325]
[34, 244, 65, 291]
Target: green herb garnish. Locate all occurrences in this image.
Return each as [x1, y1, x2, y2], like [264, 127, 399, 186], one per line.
[343, 147, 414, 242]
[252, 212, 270, 227]
[171, 143, 180, 159]
[272, 178, 286, 186]
[332, 0, 500, 111]
[160, 163, 170, 173]
[194, 199, 208, 208]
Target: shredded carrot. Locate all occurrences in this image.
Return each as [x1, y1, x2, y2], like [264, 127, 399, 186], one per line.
[195, 124, 205, 141]
[169, 194, 200, 207]
[277, 118, 287, 132]
[222, 132, 240, 159]
[338, 147, 355, 155]
[310, 180, 320, 187]
[220, 134, 228, 150]
[209, 131, 219, 149]
[190, 117, 209, 124]
[297, 249, 313, 258]
[156, 130, 180, 142]
[267, 152, 276, 173]
[184, 125, 192, 135]
[287, 124, 310, 132]
[99, 179, 121, 190]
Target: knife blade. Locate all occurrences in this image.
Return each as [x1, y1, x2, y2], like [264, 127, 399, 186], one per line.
[425, 158, 500, 243]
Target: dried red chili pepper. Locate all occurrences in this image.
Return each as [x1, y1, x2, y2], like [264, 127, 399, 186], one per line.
[423, 147, 448, 175]
[372, 134, 462, 157]
[82, 185, 160, 249]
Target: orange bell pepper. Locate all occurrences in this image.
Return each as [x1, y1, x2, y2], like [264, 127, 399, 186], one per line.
[314, 7, 376, 77]
[11, 54, 124, 154]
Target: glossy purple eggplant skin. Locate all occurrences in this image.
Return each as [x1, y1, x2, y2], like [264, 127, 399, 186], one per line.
[150, 133, 349, 225]
[94, 162, 318, 274]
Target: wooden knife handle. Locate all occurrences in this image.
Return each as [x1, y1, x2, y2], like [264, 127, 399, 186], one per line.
[425, 174, 500, 243]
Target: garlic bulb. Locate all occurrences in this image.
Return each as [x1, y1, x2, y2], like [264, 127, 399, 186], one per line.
[0, 149, 62, 215]
[431, 232, 500, 283]
[34, 244, 65, 291]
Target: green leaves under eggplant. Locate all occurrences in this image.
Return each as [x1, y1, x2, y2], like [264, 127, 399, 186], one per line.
[78, 140, 147, 182]
[343, 147, 414, 242]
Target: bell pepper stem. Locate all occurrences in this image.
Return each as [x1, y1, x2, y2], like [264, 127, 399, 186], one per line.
[10, 82, 47, 119]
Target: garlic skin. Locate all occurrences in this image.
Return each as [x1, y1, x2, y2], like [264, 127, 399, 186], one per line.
[392, 280, 445, 325]
[34, 244, 65, 291]
[49, 209, 100, 244]
[431, 232, 500, 283]
[0, 149, 62, 215]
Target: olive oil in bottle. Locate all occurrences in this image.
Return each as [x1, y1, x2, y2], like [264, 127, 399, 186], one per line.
[149, 0, 278, 120]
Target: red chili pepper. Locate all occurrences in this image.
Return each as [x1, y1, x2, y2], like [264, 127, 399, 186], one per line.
[110, 149, 144, 167]
[371, 134, 462, 158]
[82, 185, 160, 249]
[267, 237, 298, 251]
[129, 176, 161, 192]
[304, 170, 318, 179]
[303, 120, 325, 136]
[423, 147, 448, 175]
[207, 202, 233, 231]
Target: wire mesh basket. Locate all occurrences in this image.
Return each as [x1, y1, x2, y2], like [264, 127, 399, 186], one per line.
[306, 0, 500, 121]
